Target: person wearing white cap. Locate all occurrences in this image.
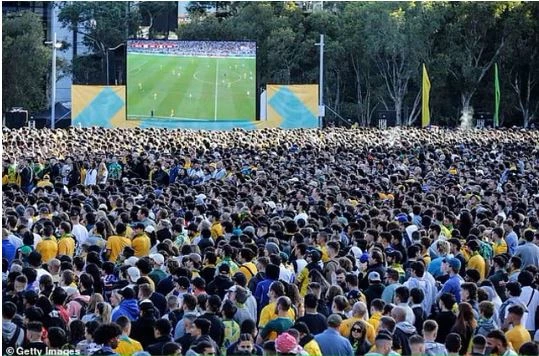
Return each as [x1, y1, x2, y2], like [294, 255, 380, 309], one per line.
[148, 253, 167, 284]
[127, 266, 141, 288]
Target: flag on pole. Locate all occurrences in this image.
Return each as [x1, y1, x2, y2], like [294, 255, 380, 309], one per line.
[494, 63, 500, 127]
[422, 63, 431, 128]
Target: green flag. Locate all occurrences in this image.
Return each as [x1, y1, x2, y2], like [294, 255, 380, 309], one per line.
[494, 63, 500, 127]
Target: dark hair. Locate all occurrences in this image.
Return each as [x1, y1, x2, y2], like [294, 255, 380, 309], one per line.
[3, 301, 17, 319]
[394, 286, 410, 302]
[155, 318, 172, 336]
[461, 282, 478, 301]
[506, 281, 521, 297]
[240, 319, 257, 334]
[115, 316, 131, 330]
[445, 333, 462, 353]
[439, 293, 456, 310]
[507, 304, 525, 317]
[162, 342, 182, 356]
[93, 323, 122, 344]
[47, 327, 67, 348]
[518, 342, 538, 356]
[472, 334, 487, 347]
[193, 318, 211, 335]
[304, 293, 318, 309]
[410, 288, 424, 304]
[380, 316, 396, 333]
[486, 330, 508, 347]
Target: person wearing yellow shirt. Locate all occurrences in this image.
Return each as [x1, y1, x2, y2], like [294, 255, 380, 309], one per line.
[259, 283, 296, 330]
[238, 248, 258, 283]
[367, 299, 384, 332]
[492, 227, 508, 256]
[209, 211, 224, 240]
[114, 316, 143, 356]
[504, 304, 531, 352]
[316, 231, 330, 263]
[106, 223, 132, 262]
[466, 240, 487, 280]
[57, 222, 76, 258]
[340, 301, 375, 344]
[35, 225, 58, 263]
[131, 223, 151, 257]
[294, 322, 322, 356]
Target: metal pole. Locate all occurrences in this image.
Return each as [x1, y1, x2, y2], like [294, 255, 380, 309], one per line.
[51, 31, 57, 129]
[106, 49, 110, 85]
[317, 34, 325, 128]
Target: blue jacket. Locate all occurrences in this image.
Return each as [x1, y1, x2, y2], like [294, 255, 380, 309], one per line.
[254, 278, 275, 310]
[314, 328, 354, 356]
[112, 299, 140, 321]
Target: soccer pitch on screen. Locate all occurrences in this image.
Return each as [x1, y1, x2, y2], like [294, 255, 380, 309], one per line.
[126, 40, 256, 121]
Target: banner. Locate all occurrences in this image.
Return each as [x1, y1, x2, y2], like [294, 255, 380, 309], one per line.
[422, 64, 431, 128]
[266, 85, 319, 129]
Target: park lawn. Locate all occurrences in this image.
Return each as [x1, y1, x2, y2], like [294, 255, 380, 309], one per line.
[126, 53, 256, 121]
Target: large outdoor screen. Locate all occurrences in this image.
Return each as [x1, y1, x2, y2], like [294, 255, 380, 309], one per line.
[127, 40, 256, 121]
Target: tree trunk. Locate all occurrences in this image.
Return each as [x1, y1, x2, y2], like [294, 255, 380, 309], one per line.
[460, 93, 474, 129]
[395, 98, 402, 126]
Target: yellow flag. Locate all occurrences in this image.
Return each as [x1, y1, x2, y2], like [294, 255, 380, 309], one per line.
[422, 63, 431, 128]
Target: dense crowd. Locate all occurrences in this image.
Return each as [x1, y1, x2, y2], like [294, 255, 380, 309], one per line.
[128, 40, 256, 57]
[2, 126, 539, 356]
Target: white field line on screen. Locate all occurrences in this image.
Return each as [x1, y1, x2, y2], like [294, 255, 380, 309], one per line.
[214, 60, 219, 122]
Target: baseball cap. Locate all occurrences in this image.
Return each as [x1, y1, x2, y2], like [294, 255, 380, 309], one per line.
[149, 253, 165, 265]
[395, 213, 409, 223]
[368, 271, 381, 282]
[124, 256, 139, 267]
[447, 257, 461, 271]
[118, 287, 135, 300]
[127, 266, 141, 282]
[219, 264, 230, 274]
[139, 300, 155, 312]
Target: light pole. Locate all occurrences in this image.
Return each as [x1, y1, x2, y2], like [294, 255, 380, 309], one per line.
[315, 34, 325, 128]
[45, 32, 62, 129]
[107, 43, 126, 85]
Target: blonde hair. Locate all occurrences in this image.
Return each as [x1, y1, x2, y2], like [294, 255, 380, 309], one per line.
[88, 293, 104, 313]
[97, 302, 112, 323]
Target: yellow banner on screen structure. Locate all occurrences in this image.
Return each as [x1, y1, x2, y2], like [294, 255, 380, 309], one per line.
[72, 85, 136, 128]
[266, 85, 319, 129]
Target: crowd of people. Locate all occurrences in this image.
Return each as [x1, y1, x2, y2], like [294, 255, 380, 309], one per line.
[2, 126, 539, 356]
[128, 40, 256, 57]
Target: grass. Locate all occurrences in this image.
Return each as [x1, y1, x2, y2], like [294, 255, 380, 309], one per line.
[126, 53, 256, 121]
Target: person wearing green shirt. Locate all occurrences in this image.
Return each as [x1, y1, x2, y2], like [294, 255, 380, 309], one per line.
[257, 296, 294, 343]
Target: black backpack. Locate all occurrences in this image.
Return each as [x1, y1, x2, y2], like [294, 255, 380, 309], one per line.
[3, 325, 23, 350]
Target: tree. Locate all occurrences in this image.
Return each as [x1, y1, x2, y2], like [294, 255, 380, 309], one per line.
[357, 2, 441, 125]
[435, 2, 510, 124]
[58, 1, 141, 84]
[501, 2, 539, 127]
[2, 11, 51, 112]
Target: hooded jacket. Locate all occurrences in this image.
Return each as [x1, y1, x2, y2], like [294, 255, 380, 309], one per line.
[424, 340, 448, 356]
[206, 274, 234, 300]
[2, 320, 25, 347]
[111, 298, 140, 321]
[393, 321, 417, 356]
[475, 317, 498, 337]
